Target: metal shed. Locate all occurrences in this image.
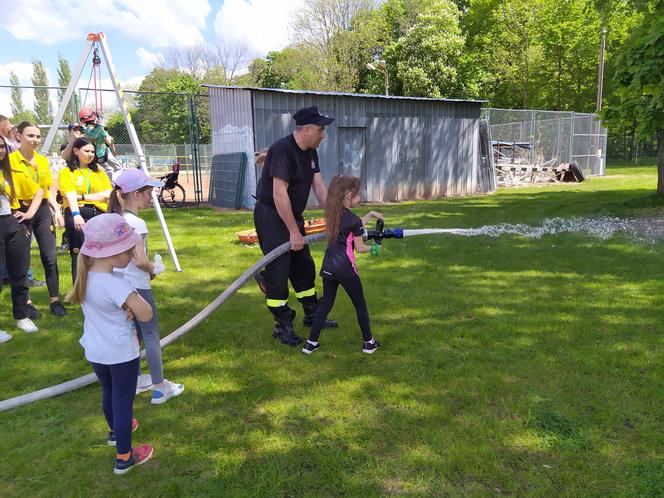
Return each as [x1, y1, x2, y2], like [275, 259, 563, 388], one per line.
[206, 86, 485, 207]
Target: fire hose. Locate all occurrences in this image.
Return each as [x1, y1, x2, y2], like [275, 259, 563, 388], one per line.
[0, 221, 404, 413]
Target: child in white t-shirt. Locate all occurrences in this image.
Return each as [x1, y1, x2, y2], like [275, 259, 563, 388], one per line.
[66, 213, 155, 475]
[109, 168, 184, 405]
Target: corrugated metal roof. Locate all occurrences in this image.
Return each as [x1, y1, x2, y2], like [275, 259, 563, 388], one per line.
[202, 84, 487, 104]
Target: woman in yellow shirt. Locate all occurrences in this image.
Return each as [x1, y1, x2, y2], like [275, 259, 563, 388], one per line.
[10, 121, 66, 317]
[58, 136, 112, 282]
[0, 135, 44, 339]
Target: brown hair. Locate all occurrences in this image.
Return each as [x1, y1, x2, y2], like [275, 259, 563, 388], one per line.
[65, 253, 93, 304]
[325, 175, 361, 244]
[0, 136, 16, 204]
[16, 121, 37, 134]
[108, 185, 152, 214]
[254, 148, 268, 166]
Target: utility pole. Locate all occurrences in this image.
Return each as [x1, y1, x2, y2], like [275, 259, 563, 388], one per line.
[367, 60, 389, 96]
[596, 27, 607, 112]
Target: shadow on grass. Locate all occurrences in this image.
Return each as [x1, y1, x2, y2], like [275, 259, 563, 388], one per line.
[3, 178, 664, 495]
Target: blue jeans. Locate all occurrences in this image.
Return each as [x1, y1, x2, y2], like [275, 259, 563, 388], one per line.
[90, 357, 139, 454]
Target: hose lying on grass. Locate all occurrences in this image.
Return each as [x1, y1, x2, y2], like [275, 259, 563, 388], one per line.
[0, 233, 327, 413]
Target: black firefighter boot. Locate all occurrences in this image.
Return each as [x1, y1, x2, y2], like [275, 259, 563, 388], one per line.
[272, 308, 302, 346]
[302, 300, 339, 328]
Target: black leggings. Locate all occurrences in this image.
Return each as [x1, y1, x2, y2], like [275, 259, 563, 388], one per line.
[0, 214, 31, 319]
[27, 201, 59, 299]
[309, 276, 371, 343]
[64, 205, 104, 283]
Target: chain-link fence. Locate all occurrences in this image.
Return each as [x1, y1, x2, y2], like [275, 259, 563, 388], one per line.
[4, 83, 614, 203]
[1, 84, 211, 203]
[482, 108, 607, 176]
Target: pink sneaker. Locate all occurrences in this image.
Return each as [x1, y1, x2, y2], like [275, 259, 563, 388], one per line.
[114, 444, 154, 475]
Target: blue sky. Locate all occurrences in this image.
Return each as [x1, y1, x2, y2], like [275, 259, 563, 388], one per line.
[0, 0, 302, 116]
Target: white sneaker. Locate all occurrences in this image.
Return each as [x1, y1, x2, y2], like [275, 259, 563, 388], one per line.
[0, 330, 12, 343]
[16, 318, 38, 333]
[151, 379, 184, 405]
[136, 373, 153, 394]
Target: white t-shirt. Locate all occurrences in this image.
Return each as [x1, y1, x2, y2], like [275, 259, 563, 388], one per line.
[113, 211, 151, 289]
[80, 272, 140, 365]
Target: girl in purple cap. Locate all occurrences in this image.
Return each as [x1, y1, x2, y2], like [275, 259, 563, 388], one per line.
[108, 168, 185, 405]
[66, 213, 155, 474]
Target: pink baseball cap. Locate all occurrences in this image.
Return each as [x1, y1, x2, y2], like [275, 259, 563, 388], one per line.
[113, 168, 163, 193]
[80, 213, 142, 258]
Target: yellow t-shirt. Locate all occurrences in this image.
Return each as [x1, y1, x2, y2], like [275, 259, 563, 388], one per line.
[58, 166, 111, 212]
[8, 150, 52, 200]
[0, 169, 41, 209]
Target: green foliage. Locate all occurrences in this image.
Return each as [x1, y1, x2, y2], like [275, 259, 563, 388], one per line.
[9, 71, 24, 118]
[248, 47, 321, 90]
[388, 0, 466, 97]
[104, 112, 127, 142]
[604, 10, 664, 141]
[31, 58, 52, 124]
[134, 69, 209, 144]
[56, 55, 74, 124]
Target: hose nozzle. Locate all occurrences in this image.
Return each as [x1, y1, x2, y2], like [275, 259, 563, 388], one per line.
[363, 219, 404, 245]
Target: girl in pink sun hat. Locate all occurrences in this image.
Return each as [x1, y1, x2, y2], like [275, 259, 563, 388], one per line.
[66, 213, 155, 475]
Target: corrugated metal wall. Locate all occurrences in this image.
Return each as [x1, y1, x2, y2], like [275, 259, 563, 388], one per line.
[208, 86, 482, 205]
[208, 87, 256, 207]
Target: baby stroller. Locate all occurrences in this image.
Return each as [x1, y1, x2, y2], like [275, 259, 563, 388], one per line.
[157, 163, 186, 208]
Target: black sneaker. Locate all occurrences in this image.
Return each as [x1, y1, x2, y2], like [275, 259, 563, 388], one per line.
[28, 278, 46, 288]
[26, 303, 40, 320]
[301, 341, 320, 355]
[362, 339, 380, 354]
[50, 301, 67, 317]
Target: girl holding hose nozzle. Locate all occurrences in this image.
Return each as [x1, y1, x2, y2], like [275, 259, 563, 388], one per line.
[302, 175, 383, 355]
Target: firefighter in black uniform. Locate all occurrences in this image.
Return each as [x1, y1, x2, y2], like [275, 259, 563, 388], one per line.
[254, 106, 338, 346]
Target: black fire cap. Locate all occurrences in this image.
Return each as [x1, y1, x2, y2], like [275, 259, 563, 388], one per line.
[292, 106, 334, 126]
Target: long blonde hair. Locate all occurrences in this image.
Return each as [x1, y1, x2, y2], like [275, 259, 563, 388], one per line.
[65, 254, 94, 304]
[325, 175, 361, 244]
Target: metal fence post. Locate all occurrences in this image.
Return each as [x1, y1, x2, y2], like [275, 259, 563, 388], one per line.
[568, 112, 575, 164]
[529, 109, 536, 164]
[188, 95, 202, 204]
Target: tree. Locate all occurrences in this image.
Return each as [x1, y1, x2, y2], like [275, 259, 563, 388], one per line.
[10, 71, 24, 117]
[161, 40, 249, 83]
[386, 0, 467, 98]
[134, 68, 208, 144]
[247, 46, 321, 90]
[291, 0, 377, 91]
[31, 59, 52, 124]
[57, 55, 75, 123]
[9, 71, 38, 124]
[603, 8, 664, 191]
[534, 0, 601, 111]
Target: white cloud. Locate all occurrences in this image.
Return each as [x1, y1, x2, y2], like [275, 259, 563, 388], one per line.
[136, 47, 165, 70]
[214, 0, 304, 56]
[0, 92, 12, 117]
[2, 0, 211, 48]
[3, 0, 78, 45]
[0, 62, 34, 86]
[0, 62, 54, 120]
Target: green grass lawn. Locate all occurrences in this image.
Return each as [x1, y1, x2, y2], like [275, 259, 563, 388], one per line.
[2, 162, 664, 496]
